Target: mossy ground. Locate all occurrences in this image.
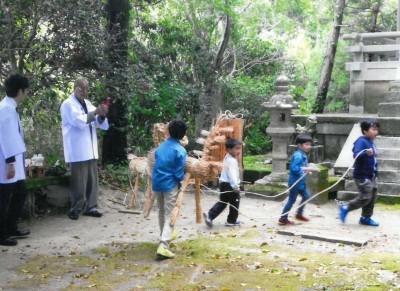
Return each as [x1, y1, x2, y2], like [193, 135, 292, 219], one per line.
[7, 228, 400, 290]
[243, 155, 272, 172]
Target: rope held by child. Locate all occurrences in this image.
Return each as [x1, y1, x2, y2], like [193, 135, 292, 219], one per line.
[200, 148, 369, 220]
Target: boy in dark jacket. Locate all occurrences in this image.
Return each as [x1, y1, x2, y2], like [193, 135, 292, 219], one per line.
[339, 120, 379, 226]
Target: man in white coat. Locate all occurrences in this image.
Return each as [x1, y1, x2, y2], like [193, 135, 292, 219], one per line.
[61, 78, 109, 220]
[0, 74, 30, 246]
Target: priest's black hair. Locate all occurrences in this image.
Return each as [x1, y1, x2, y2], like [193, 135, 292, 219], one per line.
[5, 74, 29, 98]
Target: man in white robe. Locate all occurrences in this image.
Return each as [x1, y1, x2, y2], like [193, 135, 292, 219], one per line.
[61, 78, 109, 220]
[0, 74, 30, 246]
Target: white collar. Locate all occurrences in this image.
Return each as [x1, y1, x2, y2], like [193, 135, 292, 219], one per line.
[4, 96, 18, 108]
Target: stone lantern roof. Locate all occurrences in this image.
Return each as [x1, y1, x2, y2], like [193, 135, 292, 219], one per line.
[263, 74, 298, 109]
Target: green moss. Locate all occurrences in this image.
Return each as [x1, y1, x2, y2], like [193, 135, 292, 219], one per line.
[243, 155, 272, 172]
[9, 230, 399, 290]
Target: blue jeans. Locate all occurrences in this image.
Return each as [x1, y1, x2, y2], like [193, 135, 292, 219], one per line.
[281, 185, 310, 219]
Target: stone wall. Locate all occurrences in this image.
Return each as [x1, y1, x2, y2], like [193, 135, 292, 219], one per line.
[292, 113, 377, 162]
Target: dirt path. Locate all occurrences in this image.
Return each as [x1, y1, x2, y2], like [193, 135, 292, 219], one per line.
[1, 188, 399, 290]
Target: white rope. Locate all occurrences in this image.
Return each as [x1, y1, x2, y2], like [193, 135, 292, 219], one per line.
[201, 148, 369, 220]
[201, 172, 307, 199]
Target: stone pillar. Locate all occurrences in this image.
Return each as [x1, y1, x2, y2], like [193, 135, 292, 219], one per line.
[378, 80, 400, 136]
[256, 75, 298, 184]
[348, 35, 365, 113]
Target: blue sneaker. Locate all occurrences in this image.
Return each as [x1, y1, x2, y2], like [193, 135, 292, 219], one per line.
[359, 216, 379, 227]
[339, 205, 348, 223]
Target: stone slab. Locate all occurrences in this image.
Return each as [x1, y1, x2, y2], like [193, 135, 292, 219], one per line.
[377, 147, 400, 159]
[334, 123, 362, 170]
[378, 117, 400, 135]
[377, 158, 400, 171]
[276, 230, 368, 247]
[337, 190, 400, 200]
[378, 102, 400, 117]
[345, 180, 400, 195]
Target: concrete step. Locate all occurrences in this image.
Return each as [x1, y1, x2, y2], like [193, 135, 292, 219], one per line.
[378, 102, 400, 117]
[375, 136, 400, 148]
[377, 147, 400, 159]
[345, 180, 400, 195]
[337, 190, 400, 201]
[377, 158, 400, 171]
[377, 170, 400, 183]
[378, 117, 400, 136]
[347, 169, 400, 183]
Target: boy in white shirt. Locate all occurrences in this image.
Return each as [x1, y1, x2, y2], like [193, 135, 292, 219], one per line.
[203, 138, 242, 227]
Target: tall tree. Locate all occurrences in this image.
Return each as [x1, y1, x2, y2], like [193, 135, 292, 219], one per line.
[312, 0, 346, 113]
[102, 0, 130, 164]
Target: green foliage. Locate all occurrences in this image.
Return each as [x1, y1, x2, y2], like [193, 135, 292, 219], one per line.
[100, 163, 130, 189]
[2, 0, 399, 160]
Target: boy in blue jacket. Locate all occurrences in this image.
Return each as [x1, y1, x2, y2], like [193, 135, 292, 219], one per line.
[152, 120, 187, 259]
[339, 120, 379, 226]
[279, 134, 319, 225]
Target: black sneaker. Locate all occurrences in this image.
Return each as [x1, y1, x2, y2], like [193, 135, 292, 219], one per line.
[68, 212, 79, 220]
[9, 229, 30, 238]
[0, 238, 18, 246]
[203, 213, 213, 228]
[83, 209, 103, 218]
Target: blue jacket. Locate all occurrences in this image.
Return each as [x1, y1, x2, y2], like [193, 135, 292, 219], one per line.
[288, 149, 308, 188]
[352, 136, 377, 180]
[152, 138, 187, 193]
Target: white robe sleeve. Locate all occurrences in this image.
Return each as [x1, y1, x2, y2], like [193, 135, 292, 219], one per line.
[61, 101, 90, 130]
[0, 114, 26, 159]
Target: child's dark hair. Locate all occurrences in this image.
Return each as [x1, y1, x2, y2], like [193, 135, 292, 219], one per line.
[360, 119, 379, 134]
[295, 133, 313, 145]
[5, 74, 29, 98]
[168, 120, 187, 140]
[226, 138, 242, 149]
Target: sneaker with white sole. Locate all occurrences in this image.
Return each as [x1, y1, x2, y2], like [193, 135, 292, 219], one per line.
[156, 242, 175, 259]
[225, 221, 241, 227]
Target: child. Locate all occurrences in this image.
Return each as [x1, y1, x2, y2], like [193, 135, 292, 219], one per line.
[152, 120, 187, 259]
[279, 133, 319, 225]
[203, 138, 242, 228]
[339, 120, 379, 226]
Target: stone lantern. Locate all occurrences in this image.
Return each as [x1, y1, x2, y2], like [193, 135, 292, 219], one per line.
[257, 74, 298, 183]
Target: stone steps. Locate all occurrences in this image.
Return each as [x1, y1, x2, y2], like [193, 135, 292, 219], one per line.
[377, 158, 400, 170]
[377, 170, 400, 182]
[378, 117, 400, 135]
[337, 190, 400, 201]
[375, 136, 400, 148]
[345, 180, 400, 195]
[378, 102, 400, 117]
[377, 147, 400, 159]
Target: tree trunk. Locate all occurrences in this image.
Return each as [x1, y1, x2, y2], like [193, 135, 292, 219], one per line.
[370, 0, 382, 32]
[195, 15, 232, 134]
[312, 0, 346, 113]
[102, 0, 130, 164]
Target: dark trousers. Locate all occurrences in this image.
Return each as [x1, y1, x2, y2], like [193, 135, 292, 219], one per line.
[69, 159, 99, 215]
[208, 182, 240, 223]
[281, 184, 310, 219]
[0, 180, 27, 239]
[348, 178, 377, 218]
